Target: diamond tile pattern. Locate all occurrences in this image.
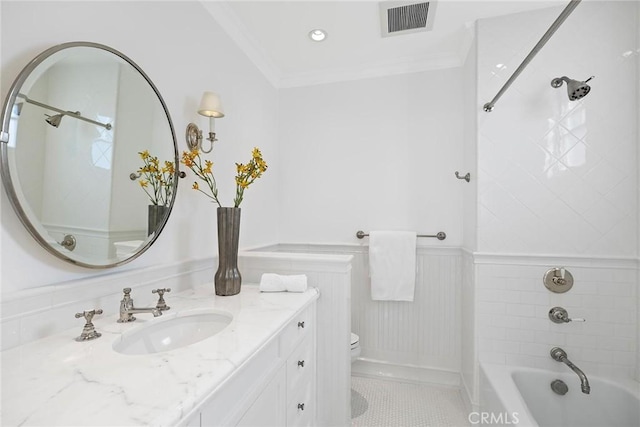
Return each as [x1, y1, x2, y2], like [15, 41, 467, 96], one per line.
[476, 2, 638, 256]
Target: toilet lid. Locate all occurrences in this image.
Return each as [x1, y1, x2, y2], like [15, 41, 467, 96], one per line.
[351, 333, 359, 348]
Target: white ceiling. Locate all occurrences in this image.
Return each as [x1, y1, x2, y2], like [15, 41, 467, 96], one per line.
[202, 0, 568, 88]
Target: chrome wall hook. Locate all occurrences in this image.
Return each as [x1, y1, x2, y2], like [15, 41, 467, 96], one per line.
[455, 171, 470, 182]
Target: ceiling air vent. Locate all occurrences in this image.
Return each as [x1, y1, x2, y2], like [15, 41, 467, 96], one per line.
[379, 1, 437, 37]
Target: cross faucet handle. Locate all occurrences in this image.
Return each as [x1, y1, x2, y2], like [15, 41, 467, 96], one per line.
[74, 309, 104, 342]
[75, 308, 104, 321]
[152, 288, 171, 311]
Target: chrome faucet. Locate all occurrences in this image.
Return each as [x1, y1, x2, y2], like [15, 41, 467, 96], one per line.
[550, 347, 590, 394]
[117, 288, 162, 323]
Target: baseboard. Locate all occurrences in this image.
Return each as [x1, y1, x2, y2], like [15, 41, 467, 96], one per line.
[460, 373, 478, 413]
[351, 358, 461, 388]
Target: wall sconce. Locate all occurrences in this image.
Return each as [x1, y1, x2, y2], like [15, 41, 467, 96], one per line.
[185, 91, 225, 153]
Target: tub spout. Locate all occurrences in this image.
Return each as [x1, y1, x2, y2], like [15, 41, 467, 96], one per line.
[550, 347, 590, 394]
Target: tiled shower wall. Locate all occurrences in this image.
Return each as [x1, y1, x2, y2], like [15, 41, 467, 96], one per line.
[477, 257, 637, 379]
[474, 1, 638, 382]
[477, 2, 638, 256]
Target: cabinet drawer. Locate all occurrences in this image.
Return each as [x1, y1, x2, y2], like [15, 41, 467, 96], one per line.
[286, 336, 314, 392]
[235, 365, 286, 427]
[286, 380, 315, 427]
[280, 306, 313, 357]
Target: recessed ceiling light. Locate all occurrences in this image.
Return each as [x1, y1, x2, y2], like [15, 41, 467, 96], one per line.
[308, 29, 327, 42]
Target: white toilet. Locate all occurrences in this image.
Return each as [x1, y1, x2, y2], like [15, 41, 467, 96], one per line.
[351, 332, 361, 363]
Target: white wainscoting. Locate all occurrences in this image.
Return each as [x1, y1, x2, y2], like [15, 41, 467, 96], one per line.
[44, 223, 146, 260]
[239, 250, 353, 427]
[461, 249, 478, 407]
[253, 243, 464, 386]
[0, 258, 214, 351]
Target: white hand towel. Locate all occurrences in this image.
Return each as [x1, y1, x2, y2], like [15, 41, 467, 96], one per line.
[259, 273, 308, 293]
[368, 231, 417, 301]
[259, 273, 286, 292]
[281, 275, 308, 292]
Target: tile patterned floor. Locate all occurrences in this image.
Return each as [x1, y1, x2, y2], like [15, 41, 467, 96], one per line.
[351, 376, 470, 427]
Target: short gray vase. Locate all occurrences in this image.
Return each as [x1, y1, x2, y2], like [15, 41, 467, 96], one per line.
[214, 207, 242, 296]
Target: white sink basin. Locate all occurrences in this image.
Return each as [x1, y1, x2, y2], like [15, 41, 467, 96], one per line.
[113, 310, 233, 355]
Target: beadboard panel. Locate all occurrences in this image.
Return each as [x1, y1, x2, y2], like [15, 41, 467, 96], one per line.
[239, 251, 352, 427]
[257, 244, 464, 377]
[353, 249, 462, 372]
[461, 250, 478, 406]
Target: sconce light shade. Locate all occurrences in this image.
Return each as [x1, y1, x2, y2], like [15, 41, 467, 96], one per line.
[197, 92, 225, 118]
[187, 91, 225, 154]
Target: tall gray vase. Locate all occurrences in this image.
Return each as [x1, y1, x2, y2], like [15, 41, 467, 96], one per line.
[214, 207, 242, 296]
[148, 205, 168, 236]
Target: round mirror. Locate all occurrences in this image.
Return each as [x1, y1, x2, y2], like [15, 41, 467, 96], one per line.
[0, 41, 179, 268]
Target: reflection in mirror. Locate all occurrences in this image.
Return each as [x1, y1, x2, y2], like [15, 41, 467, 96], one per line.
[1, 42, 178, 268]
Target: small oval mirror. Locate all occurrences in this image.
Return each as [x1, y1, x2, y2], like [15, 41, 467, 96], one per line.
[0, 42, 178, 268]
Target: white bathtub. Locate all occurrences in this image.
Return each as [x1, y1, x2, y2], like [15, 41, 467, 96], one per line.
[480, 363, 640, 427]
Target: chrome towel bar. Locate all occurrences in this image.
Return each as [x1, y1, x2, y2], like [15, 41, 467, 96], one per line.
[356, 230, 446, 240]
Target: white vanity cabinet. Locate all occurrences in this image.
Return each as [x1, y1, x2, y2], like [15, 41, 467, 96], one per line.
[185, 301, 317, 427]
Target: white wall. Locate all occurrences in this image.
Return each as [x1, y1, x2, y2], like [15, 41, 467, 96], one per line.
[474, 1, 639, 381]
[1, 1, 279, 293]
[278, 69, 464, 245]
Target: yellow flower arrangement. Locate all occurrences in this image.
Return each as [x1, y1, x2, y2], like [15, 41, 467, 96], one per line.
[181, 147, 267, 208]
[136, 150, 175, 206]
[234, 147, 268, 207]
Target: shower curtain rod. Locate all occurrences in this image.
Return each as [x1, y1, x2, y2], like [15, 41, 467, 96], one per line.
[16, 93, 112, 130]
[483, 0, 581, 113]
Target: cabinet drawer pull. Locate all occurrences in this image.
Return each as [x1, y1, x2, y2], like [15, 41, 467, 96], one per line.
[297, 321, 305, 328]
[298, 403, 305, 411]
[298, 360, 305, 367]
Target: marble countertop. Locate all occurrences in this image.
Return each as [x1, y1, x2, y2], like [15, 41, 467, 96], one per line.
[1, 284, 319, 426]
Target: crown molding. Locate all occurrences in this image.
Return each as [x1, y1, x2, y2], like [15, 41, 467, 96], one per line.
[200, 1, 282, 88]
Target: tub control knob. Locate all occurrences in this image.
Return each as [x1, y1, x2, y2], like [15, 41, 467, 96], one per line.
[543, 267, 574, 293]
[549, 306, 585, 323]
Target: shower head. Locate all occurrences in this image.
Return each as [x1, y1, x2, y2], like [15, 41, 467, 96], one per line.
[551, 76, 594, 101]
[45, 113, 64, 128]
[44, 111, 81, 128]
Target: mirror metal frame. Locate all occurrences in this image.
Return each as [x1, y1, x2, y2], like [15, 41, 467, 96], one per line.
[0, 41, 180, 268]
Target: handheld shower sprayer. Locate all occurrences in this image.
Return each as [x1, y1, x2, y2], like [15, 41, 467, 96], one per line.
[551, 76, 594, 101]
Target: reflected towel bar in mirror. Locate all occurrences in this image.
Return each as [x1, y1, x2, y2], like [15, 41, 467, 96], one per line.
[356, 230, 446, 240]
